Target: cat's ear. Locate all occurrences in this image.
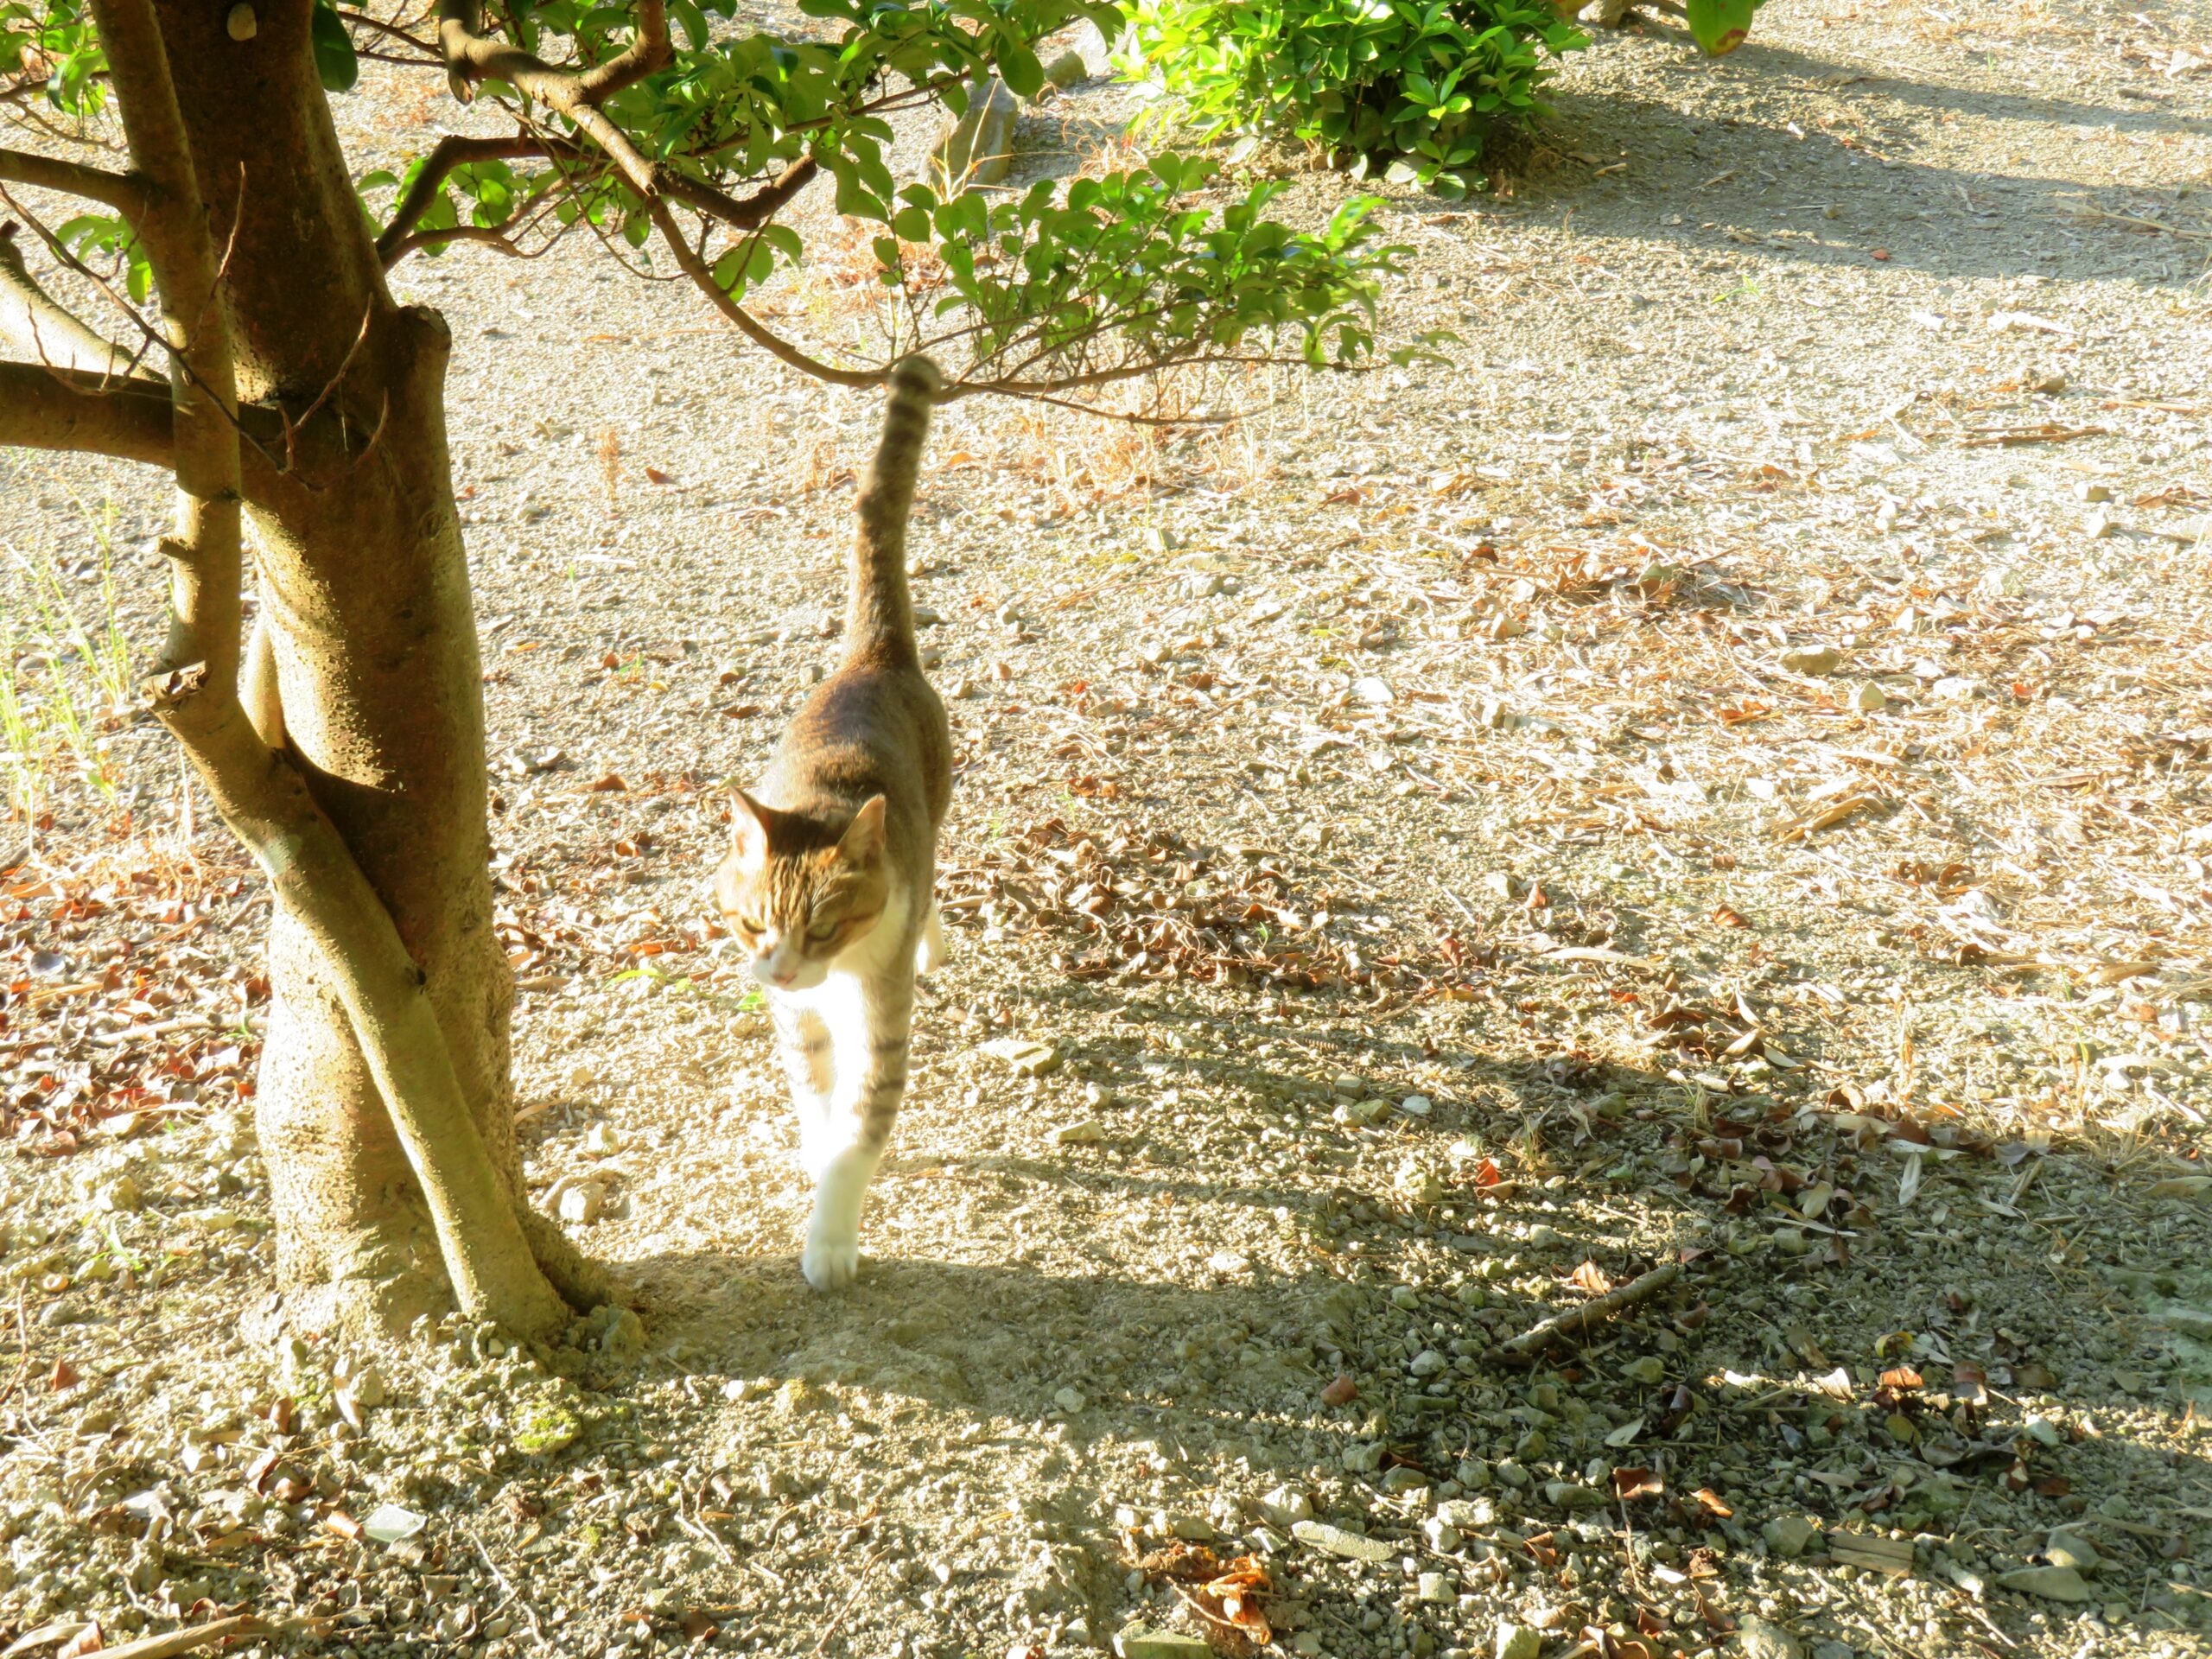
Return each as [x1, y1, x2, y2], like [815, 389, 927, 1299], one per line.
[729, 790, 772, 868]
[836, 795, 888, 865]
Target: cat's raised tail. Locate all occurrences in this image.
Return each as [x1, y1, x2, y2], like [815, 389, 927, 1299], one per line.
[844, 353, 944, 665]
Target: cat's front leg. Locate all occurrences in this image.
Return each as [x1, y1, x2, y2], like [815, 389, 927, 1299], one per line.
[798, 971, 912, 1290]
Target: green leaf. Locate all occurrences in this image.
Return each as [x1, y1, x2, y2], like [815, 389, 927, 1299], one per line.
[997, 41, 1045, 101]
[1686, 0, 1760, 54]
[309, 2, 359, 92]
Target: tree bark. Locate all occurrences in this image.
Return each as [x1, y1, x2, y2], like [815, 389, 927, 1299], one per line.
[130, 0, 602, 1336]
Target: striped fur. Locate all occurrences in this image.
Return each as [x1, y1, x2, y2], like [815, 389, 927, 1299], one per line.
[714, 356, 951, 1291]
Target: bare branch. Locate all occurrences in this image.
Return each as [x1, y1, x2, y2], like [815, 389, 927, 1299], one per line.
[374, 131, 568, 265]
[0, 358, 173, 461]
[645, 193, 884, 389]
[0, 221, 149, 376]
[435, 0, 670, 200]
[0, 145, 149, 226]
[661, 154, 819, 232]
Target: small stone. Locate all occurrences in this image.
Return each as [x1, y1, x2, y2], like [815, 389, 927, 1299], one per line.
[1381, 1465, 1432, 1495]
[1764, 1515, 1821, 1559]
[1495, 1626, 1542, 1659]
[73, 1406, 118, 1437]
[1780, 644, 1842, 676]
[2044, 1531, 2099, 1573]
[1998, 1565, 2092, 1602]
[1206, 1250, 1251, 1274]
[362, 1503, 427, 1545]
[1401, 1094, 1433, 1116]
[347, 1364, 388, 1408]
[1852, 682, 1887, 713]
[1352, 676, 1394, 708]
[1052, 1119, 1106, 1147]
[511, 1396, 583, 1456]
[2085, 509, 2113, 539]
[982, 1037, 1061, 1077]
[1291, 1519, 1395, 1564]
[1409, 1350, 1449, 1378]
[1543, 1481, 1605, 1512]
[1116, 1628, 1211, 1659]
[930, 73, 1019, 188]
[558, 1181, 606, 1225]
[1418, 1572, 1452, 1604]
[1262, 1486, 1313, 1526]
[1622, 1356, 1665, 1386]
[1733, 1615, 1804, 1659]
[1053, 1387, 1087, 1414]
[1320, 1372, 1357, 1408]
[1930, 675, 1979, 701]
[226, 2, 256, 40]
[2075, 482, 2112, 503]
[1044, 48, 1088, 88]
[584, 1122, 622, 1155]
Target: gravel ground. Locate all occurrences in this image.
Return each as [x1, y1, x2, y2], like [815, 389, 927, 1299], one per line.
[5, 3, 2212, 1658]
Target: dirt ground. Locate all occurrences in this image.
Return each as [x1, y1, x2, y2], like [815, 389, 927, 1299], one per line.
[5, 3, 2212, 1658]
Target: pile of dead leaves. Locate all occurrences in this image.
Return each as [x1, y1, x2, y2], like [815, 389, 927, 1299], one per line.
[941, 817, 1473, 996]
[1123, 1540, 1274, 1655]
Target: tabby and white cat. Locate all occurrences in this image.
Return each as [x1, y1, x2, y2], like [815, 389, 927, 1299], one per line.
[713, 356, 952, 1290]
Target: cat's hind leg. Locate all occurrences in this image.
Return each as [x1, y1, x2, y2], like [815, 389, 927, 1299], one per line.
[914, 895, 944, 976]
[799, 971, 912, 1291]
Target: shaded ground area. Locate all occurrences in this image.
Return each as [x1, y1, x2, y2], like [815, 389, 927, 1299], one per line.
[4, 3, 2211, 1658]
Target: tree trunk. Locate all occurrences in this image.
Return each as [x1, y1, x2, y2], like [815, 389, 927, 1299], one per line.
[147, 0, 601, 1336]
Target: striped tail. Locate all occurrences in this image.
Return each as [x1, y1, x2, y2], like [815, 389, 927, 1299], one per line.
[845, 354, 944, 664]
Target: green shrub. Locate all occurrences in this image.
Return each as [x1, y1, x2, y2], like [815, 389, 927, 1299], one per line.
[1118, 0, 1587, 196]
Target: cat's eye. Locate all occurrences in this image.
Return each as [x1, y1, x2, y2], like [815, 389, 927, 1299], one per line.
[805, 916, 841, 943]
[734, 914, 766, 935]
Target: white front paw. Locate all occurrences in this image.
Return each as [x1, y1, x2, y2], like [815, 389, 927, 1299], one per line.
[801, 1232, 862, 1291]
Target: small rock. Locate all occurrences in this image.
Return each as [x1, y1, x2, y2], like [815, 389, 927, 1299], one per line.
[982, 1037, 1061, 1077]
[1291, 1519, 1395, 1564]
[2075, 481, 2112, 503]
[1418, 1571, 1452, 1603]
[2044, 1531, 2099, 1573]
[1052, 1119, 1106, 1147]
[1764, 1515, 1821, 1559]
[1422, 1518, 1461, 1551]
[558, 1181, 606, 1225]
[1116, 1629, 1211, 1659]
[1401, 1094, 1433, 1116]
[1207, 1250, 1251, 1274]
[92, 1174, 143, 1213]
[1409, 1350, 1448, 1377]
[1352, 676, 1394, 708]
[1852, 682, 1888, 713]
[347, 1364, 388, 1408]
[1044, 48, 1088, 89]
[929, 73, 1019, 188]
[1053, 1387, 1087, 1414]
[1780, 644, 1842, 676]
[1320, 1372, 1357, 1408]
[1495, 1626, 1542, 1659]
[2085, 508, 2113, 539]
[1262, 1486, 1313, 1526]
[584, 1122, 622, 1156]
[362, 1503, 427, 1545]
[1622, 1356, 1665, 1386]
[2000, 1565, 2092, 1601]
[1733, 1615, 1803, 1659]
[1543, 1481, 1605, 1512]
[1381, 1465, 1432, 1495]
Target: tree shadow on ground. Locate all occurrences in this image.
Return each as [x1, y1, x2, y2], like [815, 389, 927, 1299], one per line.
[596, 974, 2212, 1654]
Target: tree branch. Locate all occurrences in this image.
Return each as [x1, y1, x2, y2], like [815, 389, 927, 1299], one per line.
[0, 222, 149, 376]
[0, 358, 174, 461]
[373, 132, 566, 266]
[436, 0, 670, 200]
[645, 193, 884, 389]
[0, 145, 149, 226]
